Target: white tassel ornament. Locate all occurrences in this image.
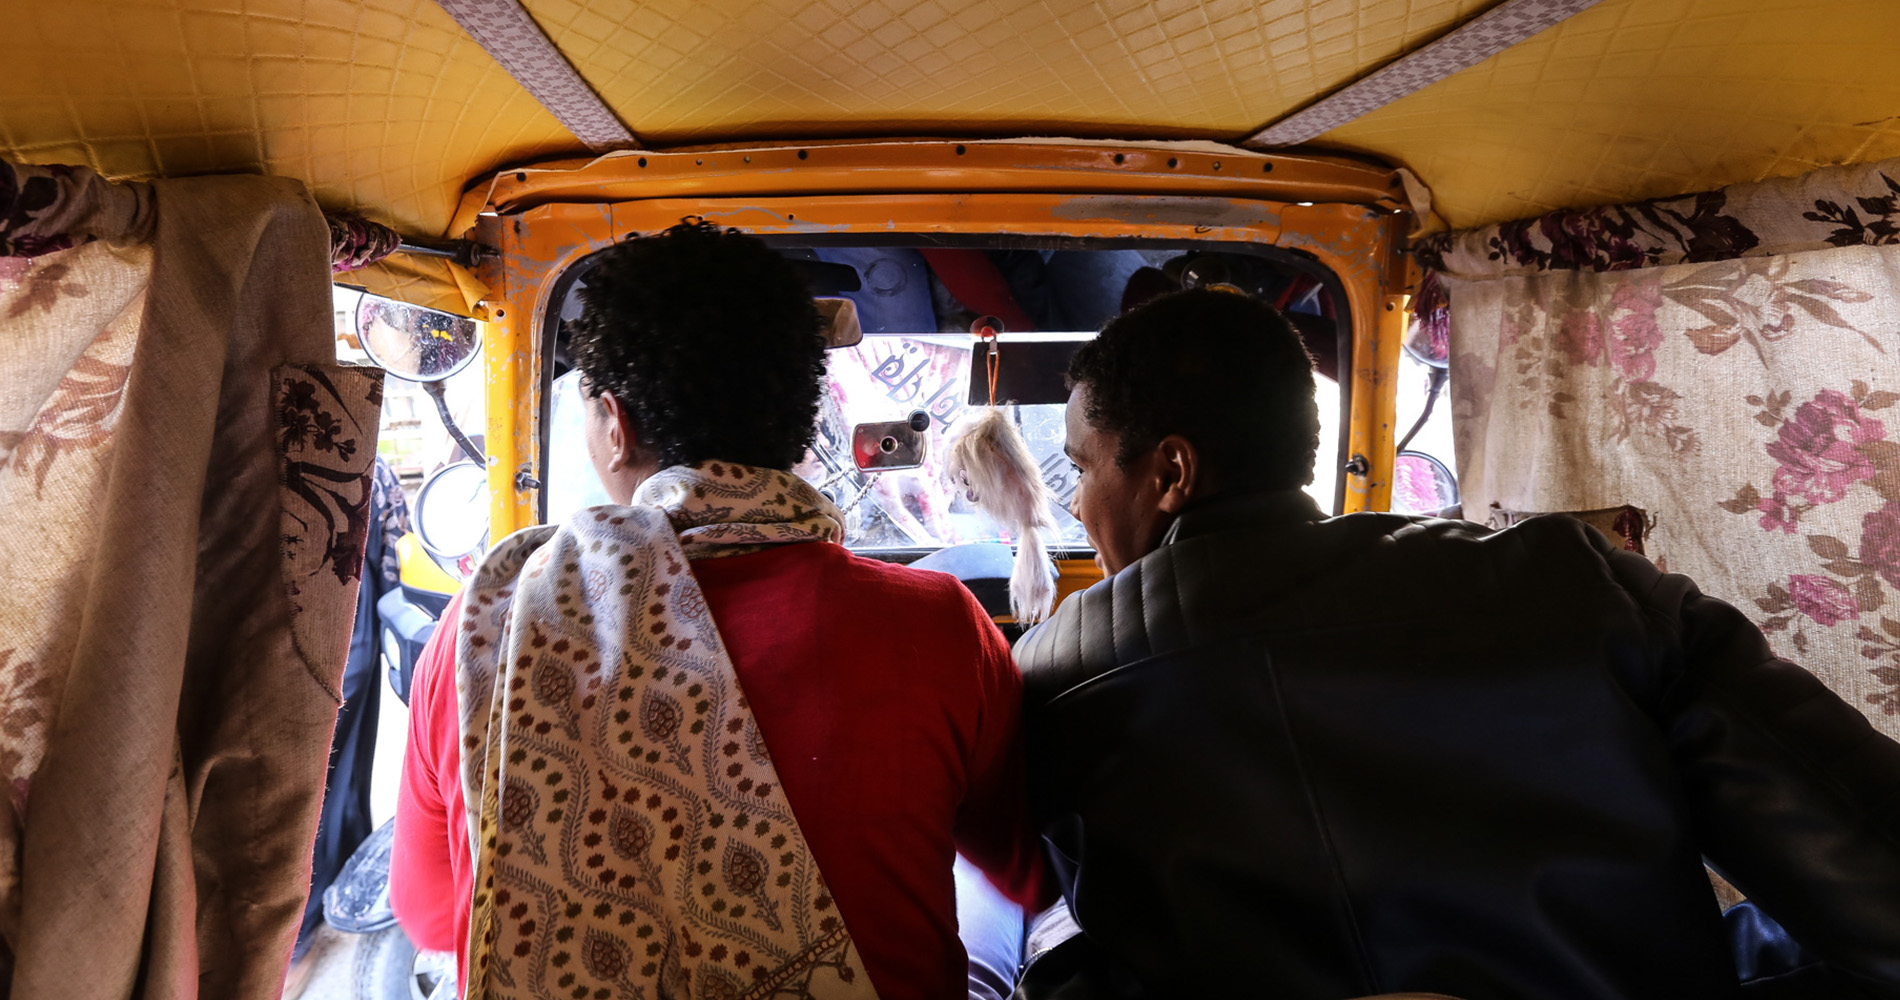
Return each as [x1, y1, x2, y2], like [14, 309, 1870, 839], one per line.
[945, 407, 1058, 625]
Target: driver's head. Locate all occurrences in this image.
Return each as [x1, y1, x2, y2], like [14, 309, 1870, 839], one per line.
[1064, 288, 1318, 574]
[569, 220, 826, 501]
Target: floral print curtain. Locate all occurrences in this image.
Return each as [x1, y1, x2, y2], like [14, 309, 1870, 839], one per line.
[1419, 157, 1900, 738]
[0, 160, 382, 998]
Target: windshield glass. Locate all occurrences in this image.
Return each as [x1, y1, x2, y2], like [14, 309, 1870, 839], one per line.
[799, 333, 1091, 549]
[543, 243, 1345, 554]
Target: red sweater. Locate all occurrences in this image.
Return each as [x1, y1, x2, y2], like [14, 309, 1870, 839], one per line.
[390, 541, 1043, 999]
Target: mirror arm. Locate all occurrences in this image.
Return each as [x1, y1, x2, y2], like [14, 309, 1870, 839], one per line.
[1395, 366, 1449, 454]
[422, 379, 487, 466]
[393, 235, 500, 271]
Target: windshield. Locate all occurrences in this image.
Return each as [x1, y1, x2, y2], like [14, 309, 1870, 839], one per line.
[543, 243, 1345, 554]
[544, 339, 1094, 550]
[798, 333, 1091, 550]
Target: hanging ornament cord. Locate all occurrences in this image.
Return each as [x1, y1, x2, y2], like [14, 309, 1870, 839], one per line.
[839, 472, 882, 514]
[815, 464, 857, 490]
[981, 323, 1000, 407]
[945, 319, 1059, 624]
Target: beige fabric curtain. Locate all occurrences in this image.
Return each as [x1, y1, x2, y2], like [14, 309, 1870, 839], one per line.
[1423, 159, 1900, 739]
[0, 162, 382, 997]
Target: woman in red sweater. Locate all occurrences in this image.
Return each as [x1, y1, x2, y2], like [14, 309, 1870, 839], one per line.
[389, 222, 1042, 999]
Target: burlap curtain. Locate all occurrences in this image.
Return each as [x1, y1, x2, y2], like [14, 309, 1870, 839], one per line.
[1419, 158, 1900, 739]
[0, 161, 382, 997]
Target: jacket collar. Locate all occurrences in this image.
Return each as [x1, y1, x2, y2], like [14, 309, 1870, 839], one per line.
[1160, 488, 1327, 547]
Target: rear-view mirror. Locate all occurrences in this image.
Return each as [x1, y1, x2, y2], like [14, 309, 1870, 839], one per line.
[817, 297, 863, 350]
[852, 411, 930, 471]
[1391, 450, 1459, 515]
[789, 258, 863, 296]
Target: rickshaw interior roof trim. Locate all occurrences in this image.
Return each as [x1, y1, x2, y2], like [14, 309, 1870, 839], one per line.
[1246, 0, 1607, 146]
[5, 0, 1897, 296]
[430, 0, 634, 150]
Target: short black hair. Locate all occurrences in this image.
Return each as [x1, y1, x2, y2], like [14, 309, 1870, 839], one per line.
[1068, 288, 1319, 491]
[568, 220, 826, 469]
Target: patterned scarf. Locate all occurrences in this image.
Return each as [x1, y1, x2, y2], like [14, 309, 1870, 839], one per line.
[455, 462, 876, 1000]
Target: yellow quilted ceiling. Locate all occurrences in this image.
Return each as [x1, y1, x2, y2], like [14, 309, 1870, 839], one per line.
[2, 0, 1897, 237]
[1325, 0, 1900, 227]
[0, 0, 575, 236]
[521, 0, 1491, 142]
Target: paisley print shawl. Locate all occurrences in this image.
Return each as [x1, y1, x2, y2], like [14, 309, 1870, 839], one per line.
[456, 462, 875, 1000]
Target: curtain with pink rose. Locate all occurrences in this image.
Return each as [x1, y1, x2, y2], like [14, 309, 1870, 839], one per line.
[1419, 158, 1900, 738]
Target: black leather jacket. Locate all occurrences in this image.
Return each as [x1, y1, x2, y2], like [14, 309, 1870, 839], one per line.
[1015, 491, 1900, 1000]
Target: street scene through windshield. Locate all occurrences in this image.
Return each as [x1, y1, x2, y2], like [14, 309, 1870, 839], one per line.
[544, 244, 1345, 552]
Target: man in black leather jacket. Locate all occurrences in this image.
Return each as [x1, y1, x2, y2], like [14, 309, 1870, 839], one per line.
[1015, 289, 1900, 999]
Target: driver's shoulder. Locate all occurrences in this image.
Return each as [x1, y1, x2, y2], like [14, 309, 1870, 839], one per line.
[825, 544, 998, 624]
[1010, 513, 1504, 681]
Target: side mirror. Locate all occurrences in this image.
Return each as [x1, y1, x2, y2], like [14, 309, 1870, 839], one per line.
[852, 410, 930, 471]
[415, 461, 490, 577]
[1391, 449, 1460, 516]
[354, 295, 482, 382]
[1402, 315, 1450, 370]
[816, 297, 863, 350]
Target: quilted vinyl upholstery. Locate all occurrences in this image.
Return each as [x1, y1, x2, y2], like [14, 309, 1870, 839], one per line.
[6, 0, 1900, 294]
[0, 0, 574, 237]
[519, 0, 1491, 143]
[1325, 0, 1900, 227]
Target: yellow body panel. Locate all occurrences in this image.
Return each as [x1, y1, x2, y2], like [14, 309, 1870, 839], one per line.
[396, 531, 460, 596]
[1054, 558, 1105, 607]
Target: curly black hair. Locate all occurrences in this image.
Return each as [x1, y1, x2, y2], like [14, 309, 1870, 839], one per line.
[567, 220, 826, 470]
[1068, 288, 1320, 491]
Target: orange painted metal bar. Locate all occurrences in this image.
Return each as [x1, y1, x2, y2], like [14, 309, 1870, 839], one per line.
[481, 297, 528, 540]
[610, 192, 1294, 243]
[1343, 291, 1409, 513]
[471, 140, 1413, 534]
[472, 204, 617, 538]
[1259, 202, 1406, 513]
[465, 139, 1408, 232]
